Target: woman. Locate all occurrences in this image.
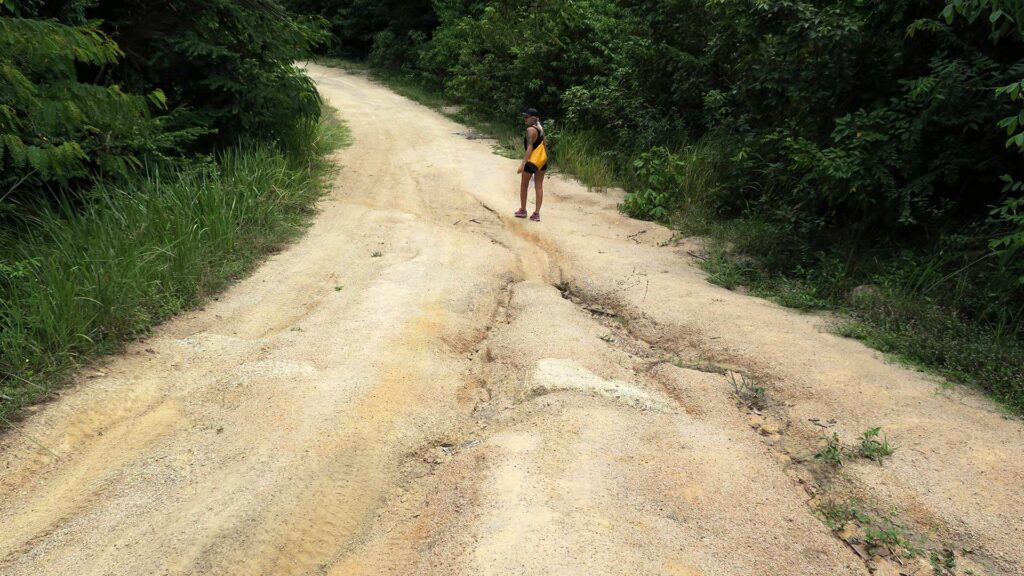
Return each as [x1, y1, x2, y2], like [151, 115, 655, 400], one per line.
[515, 107, 547, 221]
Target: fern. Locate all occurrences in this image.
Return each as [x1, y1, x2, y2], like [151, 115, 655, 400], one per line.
[0, 15, 165, 193]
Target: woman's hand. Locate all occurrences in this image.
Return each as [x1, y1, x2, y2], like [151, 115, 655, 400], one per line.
[517, 163, 525, 174]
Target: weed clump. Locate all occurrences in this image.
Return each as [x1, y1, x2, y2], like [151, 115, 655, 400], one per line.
[858, 427, 895, 463]
[728, 371, 767, 411]
[816, 498, 921, 559]
[815, 428, 897, 466]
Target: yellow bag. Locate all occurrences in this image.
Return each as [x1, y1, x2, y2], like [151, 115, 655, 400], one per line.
[528, 140, 548, 168]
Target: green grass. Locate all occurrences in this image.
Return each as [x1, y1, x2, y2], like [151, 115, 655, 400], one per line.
[814, 428, 897, 467]
[816, 498, 871, 531]
[548, 129, 618, 190]
[815, 498, 921, 558]
[0, 108, 350, 423]
[864, 525, 920, 558]
[836, 290, 1024, 413]
[858, 427, 896, 463]
[692, 224, 1024, 415]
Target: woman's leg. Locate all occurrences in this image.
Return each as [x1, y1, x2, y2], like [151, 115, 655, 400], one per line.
[520, 172, 532, 212]
[534, 171, 545, 213]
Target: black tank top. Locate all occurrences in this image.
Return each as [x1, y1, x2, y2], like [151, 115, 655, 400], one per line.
[524, 124, 544, 150]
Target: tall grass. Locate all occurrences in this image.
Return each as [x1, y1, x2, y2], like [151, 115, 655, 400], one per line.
[837, 290, 1024, 413]
[546, 129, 618, 190]
[0, 110, 350, 422]
[693, 224, 1024, 414]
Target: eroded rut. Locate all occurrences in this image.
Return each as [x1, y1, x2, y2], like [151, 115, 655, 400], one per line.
[1, 64, 1022, 576]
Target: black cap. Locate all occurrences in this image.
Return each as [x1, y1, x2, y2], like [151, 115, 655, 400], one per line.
[522, 107, 539, 118]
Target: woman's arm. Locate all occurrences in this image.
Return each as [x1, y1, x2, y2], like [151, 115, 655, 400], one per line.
[518, 126, 537, 174]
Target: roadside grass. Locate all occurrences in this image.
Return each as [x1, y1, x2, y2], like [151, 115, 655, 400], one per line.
[690, 220, 1024, 415]
[0, 108, 350, 423]
[836, 291, 1024, 414]
[546, 129, 618, 190]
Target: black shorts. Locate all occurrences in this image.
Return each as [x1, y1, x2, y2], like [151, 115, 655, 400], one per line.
[524, 162, 548, 174]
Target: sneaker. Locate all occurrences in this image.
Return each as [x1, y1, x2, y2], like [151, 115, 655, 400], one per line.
[514, 208, 528, 218]
[529, 212, 540, 222]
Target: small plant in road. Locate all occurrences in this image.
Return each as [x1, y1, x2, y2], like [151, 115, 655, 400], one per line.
[865, 524, 920, 558]
[815, 428, 896, 467]
[371, 251, 383, 258]
[728, 371, 767, 411]
[816, 498, 870, 531]
[930, 548, 956, 574]
[815, 432, 845, 466]
[858, 427, 895, 463]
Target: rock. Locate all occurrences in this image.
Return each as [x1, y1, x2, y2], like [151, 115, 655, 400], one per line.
[837, 523, 863, 542]
[850, 542, 871, 561]
[790, 449, 817, 463]
[759, 418, 781, 435]
[869, 559, 901, 576]
[903, 558, 932, 575]
[850, 284, 881, 301]
[869, 546, 890, 558]
[747, 415, 765, 429]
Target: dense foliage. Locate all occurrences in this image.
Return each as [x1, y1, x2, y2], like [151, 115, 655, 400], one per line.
[0, 14, 174, 197]
[1, 0, 323, 205]
[79, 0, 324, 146]
[286, 0, 437, 62]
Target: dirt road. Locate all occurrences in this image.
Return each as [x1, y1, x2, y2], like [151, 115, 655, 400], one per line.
[1, 64, 1022, 576]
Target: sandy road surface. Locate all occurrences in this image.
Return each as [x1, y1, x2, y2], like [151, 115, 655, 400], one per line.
[1, 64, 1022, 576]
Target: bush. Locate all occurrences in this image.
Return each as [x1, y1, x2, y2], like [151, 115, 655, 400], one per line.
[621, 142, 722, 221]
[82, 0, 325, 148]
[0, 14, 188, 201]
[2, 0, 326, 208]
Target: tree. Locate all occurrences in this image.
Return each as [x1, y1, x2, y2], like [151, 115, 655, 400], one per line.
[943, 0, 1024, 276]
[0, 9, 170, 201]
